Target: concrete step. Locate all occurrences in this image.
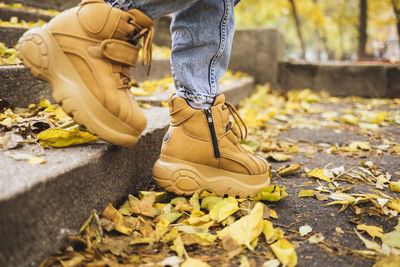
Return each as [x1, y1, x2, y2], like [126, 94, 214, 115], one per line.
[0, 26, 27, 47]
[2, 0, 80, 11]
[0, 59, 171, 108]
[0, 7, 53, 22]
[0, 79, 254, 267]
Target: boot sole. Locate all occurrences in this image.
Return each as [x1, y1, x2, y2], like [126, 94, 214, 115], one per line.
[153, 155, 271, 198]
[16, 26, 141, 147]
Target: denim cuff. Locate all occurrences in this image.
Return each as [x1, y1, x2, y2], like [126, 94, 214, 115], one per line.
[104, 0, 136, 11]
[175, 86, 214, 109]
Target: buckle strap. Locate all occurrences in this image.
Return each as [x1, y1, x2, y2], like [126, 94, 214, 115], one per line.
[100, 39, 139, 67]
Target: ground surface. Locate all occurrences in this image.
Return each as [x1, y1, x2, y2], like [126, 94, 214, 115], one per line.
[37, 86, 400, 267]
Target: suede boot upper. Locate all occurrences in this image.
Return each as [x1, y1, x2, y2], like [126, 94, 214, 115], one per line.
[161, 94, 270, 176]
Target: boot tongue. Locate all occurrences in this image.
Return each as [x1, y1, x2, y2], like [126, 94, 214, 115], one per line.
[128, 10, 154, 28]
[213, 94, 225, 106]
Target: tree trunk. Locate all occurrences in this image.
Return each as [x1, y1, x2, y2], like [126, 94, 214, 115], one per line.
[391, 0, 400, 53]
[358, 0, 367, 59]
[289, 0, 306, 60]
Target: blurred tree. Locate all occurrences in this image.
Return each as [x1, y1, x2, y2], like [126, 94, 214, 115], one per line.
[358, 0, 368, 58]
[391, 0, 400, 50]
[235, 0, 397, 60]
[288, 0, 306, 60]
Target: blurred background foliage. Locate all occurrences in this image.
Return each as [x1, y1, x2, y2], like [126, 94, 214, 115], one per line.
[235, 0, 400, 62]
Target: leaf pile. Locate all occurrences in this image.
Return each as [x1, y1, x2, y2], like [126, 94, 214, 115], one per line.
[40, 187, 295, 267]
[236, 84, 400, 265]
[0, 2, 59, 17]
[0, 42, 21, 65]
[0, 16, 47, 28]
[0, 99, 97, 161]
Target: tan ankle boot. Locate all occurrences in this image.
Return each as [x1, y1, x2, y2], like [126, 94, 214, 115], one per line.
[153, 94, 271, 198]
[16, 0, 154, 146]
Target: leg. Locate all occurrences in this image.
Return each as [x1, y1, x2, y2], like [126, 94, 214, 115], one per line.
[152, 0, 271, 197]
[104, 0, 198, 19]
[170, 0, 236, 108]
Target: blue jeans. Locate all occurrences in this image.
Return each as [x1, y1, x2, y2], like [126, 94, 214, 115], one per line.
[105, 0, 237, 109]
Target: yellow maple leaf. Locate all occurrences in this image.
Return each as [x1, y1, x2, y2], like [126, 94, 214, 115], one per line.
[102, 204, 135, 235]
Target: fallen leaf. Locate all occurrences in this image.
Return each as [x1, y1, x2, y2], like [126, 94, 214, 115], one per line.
[28, 156, 46, 165]
[217, 202, 264, 250]
[37, 128, 98, 147]
[354, 229, 381, 251]
[298, 190, 314, 198]
[373, 254, 400, 267]
[191, 232, 217, 246]
[308, 233, 325, 244]
[263, 220, 284, 244]
[189, 193, 201, 211]
[390, 181, 400, 192]
[209, 197, 239, 222]
[181, 258, 210, 267]
[356, 224, 383, 239]
[299, 225, 312, 236]
[160, 256, 183, 267]
[270, 239, 297, 267]
[252, 185, 288, 201]
[139, 191, 167, 202]
[262, 259, 280, 267]
[201, 196, 224, 211]
[155, 218, 170, 241]
[388, 199, 400, 212]
[342, 141, 371, 152]
[129, 194, 160, 217]
[221, 235, 240, 251]
[266, 153, 293, 162]
[382, 219, 400, 249]
[102, 204, 136, 235]
[170, 234, 187, 259]
[306, 168, 331, 182]
[239, 255, 250, 267]
[277, 163, 301, 176]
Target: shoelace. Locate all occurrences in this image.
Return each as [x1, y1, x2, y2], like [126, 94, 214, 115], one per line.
[225, 102, 248, 141]
[130, 23, 154, 75]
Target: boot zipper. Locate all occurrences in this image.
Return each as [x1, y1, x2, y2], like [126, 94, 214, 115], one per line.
[205, 109, 220, 158]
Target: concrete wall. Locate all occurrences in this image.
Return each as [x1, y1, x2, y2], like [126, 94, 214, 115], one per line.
[153, 22, 285, 88]
[278, 62, 400, 98]
[230, 28, 285, 87]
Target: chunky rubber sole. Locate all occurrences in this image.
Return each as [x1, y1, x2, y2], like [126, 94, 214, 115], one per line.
[16, 26, 142, 147]
[153, 155, 271, 198]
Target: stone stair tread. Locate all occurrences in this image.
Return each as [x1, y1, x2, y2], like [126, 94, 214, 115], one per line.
[0, 7, 53, 22]
[0, 25, 27, 47]
[0, 78, 253, 266]
[0, 107, 169, 201]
